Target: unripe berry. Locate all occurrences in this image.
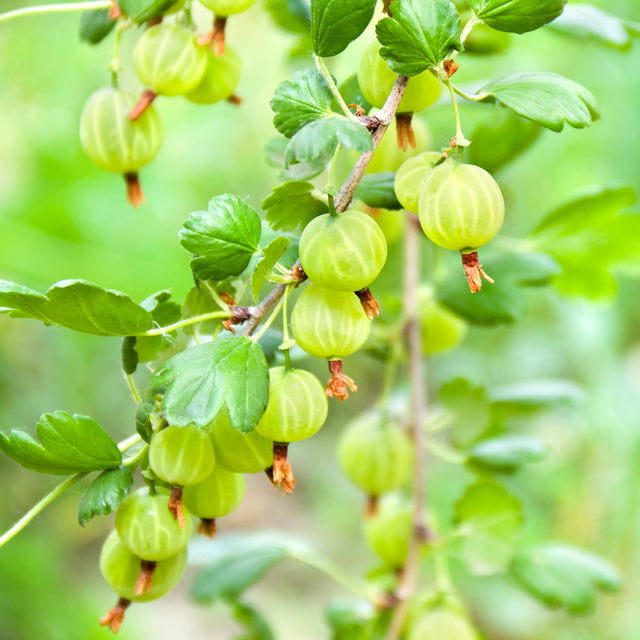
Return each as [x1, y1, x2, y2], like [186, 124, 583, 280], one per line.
[367, 117, 432, 174]
[364, 495, 413, 568]
[418, 288, 467, 355]
[182, 467, 245, 518]
[408, 609, 479, 640]
[186, 46, 241, 105]
[198, 0, 256, 15]
[395, 151, 442, 213]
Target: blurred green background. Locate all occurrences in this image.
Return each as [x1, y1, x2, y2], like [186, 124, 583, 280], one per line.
[0, 0, 639, 638]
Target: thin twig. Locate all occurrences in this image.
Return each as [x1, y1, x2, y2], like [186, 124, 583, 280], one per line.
[242, 75, 410, 337]
[0, 0, 110, 23]
[384, 215, 428, 640]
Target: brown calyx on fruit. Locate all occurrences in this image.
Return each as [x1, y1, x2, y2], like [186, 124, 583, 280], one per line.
[100, 597, 131, 634]
[147, 16, 163, 27]
[365, 494, 379, 517]
[395, 113, 416, 152]
[355, 287, 380, 320]
[198, 518, 217, 537]
[197, 16, 227, 56]
[382, 0, 394, 17]
[123, 173, 144, 208]
[461, 251, 494, 293]
[227, 94, 243, 106]
[269, 443, 296, 494]
[108, 1, 122, 19]
[168, 486, 186, 529]
[135, 560, 157, 596]
[326, 359, 358, 401]
[443, 59, 460, 78]
[128, 89, 157, 121]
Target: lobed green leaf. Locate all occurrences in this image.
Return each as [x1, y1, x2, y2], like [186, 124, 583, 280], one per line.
[311, 0, 376, 57]
[0, 412, 122, 475]
[151, 337, 270, 433]
[180, 195, 262, 282]
[79, 9, 116, 45]
[77, 466, 134, 526]
[479, 72, 600, 132]
[470, 0, 567, 34]
[263, 181, 329, 232]
[468, 435, 548, 473]
[376, 0, 462, 75]
[251, 236, 290, 300]
[354, 172, 402, 210]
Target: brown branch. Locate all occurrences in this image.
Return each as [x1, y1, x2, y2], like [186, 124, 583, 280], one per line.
[242, 75, 410, 338]
[384, 214, 429, 640]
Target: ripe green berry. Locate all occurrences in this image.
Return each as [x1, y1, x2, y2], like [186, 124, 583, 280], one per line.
[338, 411, 413, 495]
[198, 0, 256, 15]
[395, 151, 442, 213]
[418, 160, 505, 253]
[408, 609, 479, 640]
[419, 288, 467, 355]
[367, 117, 432, 174]
[79, 87, 163, 174]
[186, 46, 241, 105]
[115, 488, 193, 561]
[364, 495, 413, 569]
[290, 284, 371, 360]
[299, 210, 387, 292]
[208, 410, 273, 473]
[358, 42, 443, 113]
[149, 425, 215, 487]
[182, 467, 245, 518]
[134, 24, 206, 96]
[255, 366, 328, 443]
[100, 530, 187, 603]
[462, 13, 510, 55]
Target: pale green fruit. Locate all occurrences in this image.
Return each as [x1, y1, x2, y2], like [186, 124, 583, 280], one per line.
[183, 467, 245, 518]
[364, 494, 413, 568]
[186, 46, 242, 105]
[395, 151, 442, 213]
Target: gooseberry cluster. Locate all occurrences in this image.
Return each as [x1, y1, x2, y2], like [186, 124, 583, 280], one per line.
[80, 0, 252, 206]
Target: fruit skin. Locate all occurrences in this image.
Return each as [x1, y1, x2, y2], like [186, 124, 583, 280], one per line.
[186, 46, 242, 105]
[364, 495, 413, 569]
[418, 161, 505, 252]
[338, 410, 413, 495]
[358, 42, 443, 113]
[100, 530, 187, 603]
[299, 210, 387, 292]
[367, 117, 432, 174]
[149, 425, 215, 487]
[115, 488, 193, 561]
[255, 366, 328, 443]
[79, 87, 163, 174]
[408, 609, 478, 640]
[463, 16, 510, 55]
[290, 284, 371, 360]
[418, 288, 467, 355]
[182, 467, 246, 518]
[198, 0, 256, 15]
[134, 24, 206, 96]
[395, 151, 442, 213]
[208, 410, 273, 473]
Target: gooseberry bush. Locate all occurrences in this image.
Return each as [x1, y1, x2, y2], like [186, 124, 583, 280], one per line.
[0, 0, 638, 638]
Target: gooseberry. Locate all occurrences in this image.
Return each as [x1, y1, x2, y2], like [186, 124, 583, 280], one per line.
[198, 0, 256, 15]
[364, 495, 413, 569]
[408, 608, 479, 640]
[418, 288, 468, 355]
[394, 151, 442, 213]
[186, 46, 241, 105]
[299, 210, 387, 292]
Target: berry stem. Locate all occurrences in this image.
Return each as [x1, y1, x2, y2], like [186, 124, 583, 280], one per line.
[141, 309, 232, 336]
[168, 486, 185, 528]
[198, 518, 217, 537]
[314, 55, 360, 123]
[0, 0, 110, 23]
[128, 89, 157, 121]
[100, 597, 131, 634]
[326, 360, 358, 401]
[123, 173, 144, 208]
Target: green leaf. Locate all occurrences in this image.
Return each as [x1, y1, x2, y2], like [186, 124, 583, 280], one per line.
[355, 172, 402, 210]
[490, 379, 585, 413]
[77, 466, 133, 526]
[510, 544, 620, 614]
[265, 0, 310, 34]
[326, 601, 381, 640]
[134, 290, 183, 364]
[440, 378, 491, 448]
[229, 601, 276, 640]
[79, 9, 116, 45]
[271, 70, 334, 138]
[453, 479, 523, 575]
[190, 532, 318, 603]
[479, 72, 599, 132]
[468, 108, 543, 174]
[548, 4, 634, 51]
[311, 0, 376, 57]
[151, 337, 269, 433]
[285, 116, 372, 169]
[0, 279, 153, 336]
[470, 0, 566, 34]
[251, 236, 290, 300]
[376, 0, 462, 75]
[180, 195, 262, 282]
[0, 412, 122, 475]
[436, 252, 560, 326]
[118, 0, 175, 23]
[467, 435, 548, 473]
[263, 181, 329, 232]
[532, 184, 640, 298]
